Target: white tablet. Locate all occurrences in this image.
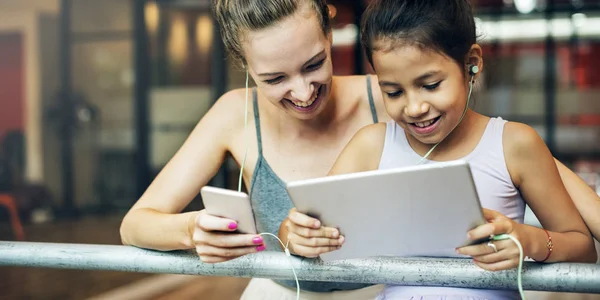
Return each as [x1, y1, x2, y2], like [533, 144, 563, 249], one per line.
[286, 160, 486, 262]
[200, 186, 257, 234]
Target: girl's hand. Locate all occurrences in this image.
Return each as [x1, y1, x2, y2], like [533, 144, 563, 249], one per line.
[283, 208, 345, 258]
[456, 208, 527, 271]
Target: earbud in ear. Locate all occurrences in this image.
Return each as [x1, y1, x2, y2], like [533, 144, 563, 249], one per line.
[469, 65, 479, 76]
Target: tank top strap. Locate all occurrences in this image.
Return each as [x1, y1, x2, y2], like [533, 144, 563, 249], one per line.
[252, 88, 264, 156]
[366, 75, 379, 123]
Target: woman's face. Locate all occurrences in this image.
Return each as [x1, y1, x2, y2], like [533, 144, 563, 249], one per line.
[243, 7, 333, 121]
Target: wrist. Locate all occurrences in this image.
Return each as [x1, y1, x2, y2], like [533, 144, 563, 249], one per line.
[278, 218, 290, 251]
[182, 211, 200, 249]
[533, 228, 553, 262]
[523, 225, 552, 262]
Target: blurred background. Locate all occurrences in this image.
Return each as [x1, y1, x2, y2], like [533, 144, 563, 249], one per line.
[0, 0, 598, 299]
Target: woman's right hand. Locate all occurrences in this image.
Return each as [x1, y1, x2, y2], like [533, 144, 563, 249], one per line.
[192, 210, 266, 263]
[283, 208, 345, 258]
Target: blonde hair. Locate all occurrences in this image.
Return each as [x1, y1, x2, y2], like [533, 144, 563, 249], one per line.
[213, 0, 331, 66]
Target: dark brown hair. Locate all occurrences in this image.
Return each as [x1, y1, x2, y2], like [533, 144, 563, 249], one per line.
[361, 0, 477, 71]
[213, 0, 331, 66]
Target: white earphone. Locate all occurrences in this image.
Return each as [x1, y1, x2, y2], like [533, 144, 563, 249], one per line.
[418, 64, 479, 163]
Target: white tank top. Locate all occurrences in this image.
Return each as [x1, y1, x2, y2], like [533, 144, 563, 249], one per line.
[377, 117, 525, 300]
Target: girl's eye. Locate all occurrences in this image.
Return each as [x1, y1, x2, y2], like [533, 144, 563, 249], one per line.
[385, 90, 404, 98]
[424, 81, 442, 90]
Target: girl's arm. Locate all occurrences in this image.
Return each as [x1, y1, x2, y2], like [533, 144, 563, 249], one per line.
[328, 123, 387, 176]
[279, 123, 387, 257]
[503, 123, 596, 263]
[459, 122, 596, 270]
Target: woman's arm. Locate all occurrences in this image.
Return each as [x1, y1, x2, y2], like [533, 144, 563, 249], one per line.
[120, 90, 262, 259]
[554, 159, 600, 241]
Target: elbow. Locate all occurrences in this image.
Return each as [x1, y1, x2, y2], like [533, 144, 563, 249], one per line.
[586, 245, 598, 263]
[577, 233, 598, 264]
[119, 212, 135, 246]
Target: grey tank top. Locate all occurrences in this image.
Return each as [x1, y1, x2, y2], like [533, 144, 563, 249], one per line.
[249, 76, 379, 292]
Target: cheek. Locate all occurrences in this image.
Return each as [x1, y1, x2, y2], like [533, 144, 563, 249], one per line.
[312, 62, 333, 84]
[259, 85, 289, 104]
[431, 81, 467, 112]
[383, 99, 404, 120]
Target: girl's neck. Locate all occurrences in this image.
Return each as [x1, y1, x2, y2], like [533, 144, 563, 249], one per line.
[408, 110, 489, 161]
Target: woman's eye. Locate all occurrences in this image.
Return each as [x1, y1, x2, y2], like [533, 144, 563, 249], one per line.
[264, 76, 284, 85]
[306, 59, 325, 71]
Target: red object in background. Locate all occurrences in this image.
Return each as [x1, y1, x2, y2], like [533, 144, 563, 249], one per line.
[0, 32, 25, 143]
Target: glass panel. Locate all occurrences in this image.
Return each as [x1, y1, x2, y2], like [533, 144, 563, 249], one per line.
[71, 40, 135, 210]
[71, 0, 133, 33]
[554, 40, 600, 155]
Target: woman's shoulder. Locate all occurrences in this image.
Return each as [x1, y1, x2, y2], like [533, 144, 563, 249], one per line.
[195, 88, 254, 139]
[333, 75, 373, 91]
[333, 75, 389, 122]
[210, 88, 255, 121]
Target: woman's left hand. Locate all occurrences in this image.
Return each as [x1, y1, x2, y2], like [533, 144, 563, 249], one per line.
[456, 208, 527, 271]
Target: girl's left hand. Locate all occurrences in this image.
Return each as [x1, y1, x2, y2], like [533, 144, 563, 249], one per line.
[456, 208, 527, 271]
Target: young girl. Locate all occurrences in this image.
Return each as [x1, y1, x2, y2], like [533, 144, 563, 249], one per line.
[288, 0, 597, 299]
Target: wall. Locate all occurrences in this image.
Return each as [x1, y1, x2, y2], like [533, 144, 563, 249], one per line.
[0, 33, 24, 143]
[0, 9, 46, 183]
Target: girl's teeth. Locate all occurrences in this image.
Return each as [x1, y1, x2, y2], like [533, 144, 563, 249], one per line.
[415, 119, 435, 128]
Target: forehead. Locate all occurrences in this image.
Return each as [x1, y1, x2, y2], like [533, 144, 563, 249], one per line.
[373, 43, 458, 78]
[242, 10, 328, 72]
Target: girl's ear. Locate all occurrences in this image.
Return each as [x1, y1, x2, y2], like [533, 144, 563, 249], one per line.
[465, 44, 483, 81]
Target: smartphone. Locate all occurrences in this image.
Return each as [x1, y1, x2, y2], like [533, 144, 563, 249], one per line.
[200, 186, 257, 234]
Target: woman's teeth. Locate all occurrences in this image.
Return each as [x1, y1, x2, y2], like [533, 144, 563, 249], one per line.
[291, 90, 318, 107]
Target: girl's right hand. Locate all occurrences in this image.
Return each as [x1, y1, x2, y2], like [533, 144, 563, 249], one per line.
[192, 210, 266, 263]
[284, 208, 345, 258]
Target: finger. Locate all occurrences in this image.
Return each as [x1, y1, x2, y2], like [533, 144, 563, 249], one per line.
[289, 243, 340, 258]
[467, 221, 512, 241]
[196, 210, 239, 232]
[288, 208, 321, 229]
[473, 257, 520, 271]
[472, 247, 519, 264]
[197, 231, 265, 248]
[457, 242, 497, 257]
[288, 222, 339, 239]
[457, 239, 515, 257]
[482, 208, 503, 222]
[198, 255, 231, 264]
[288, 233, 345, 247]
[196, 244, 266, 259]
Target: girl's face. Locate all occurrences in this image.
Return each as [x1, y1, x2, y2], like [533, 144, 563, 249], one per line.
[243, 6, 333, 121]
[372, 43, 480, 145]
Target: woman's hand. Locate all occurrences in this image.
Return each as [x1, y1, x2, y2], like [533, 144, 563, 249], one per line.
[456, 208, 527, 271]
[192, 210, 266, 263]
[282, 208, 345, 258]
